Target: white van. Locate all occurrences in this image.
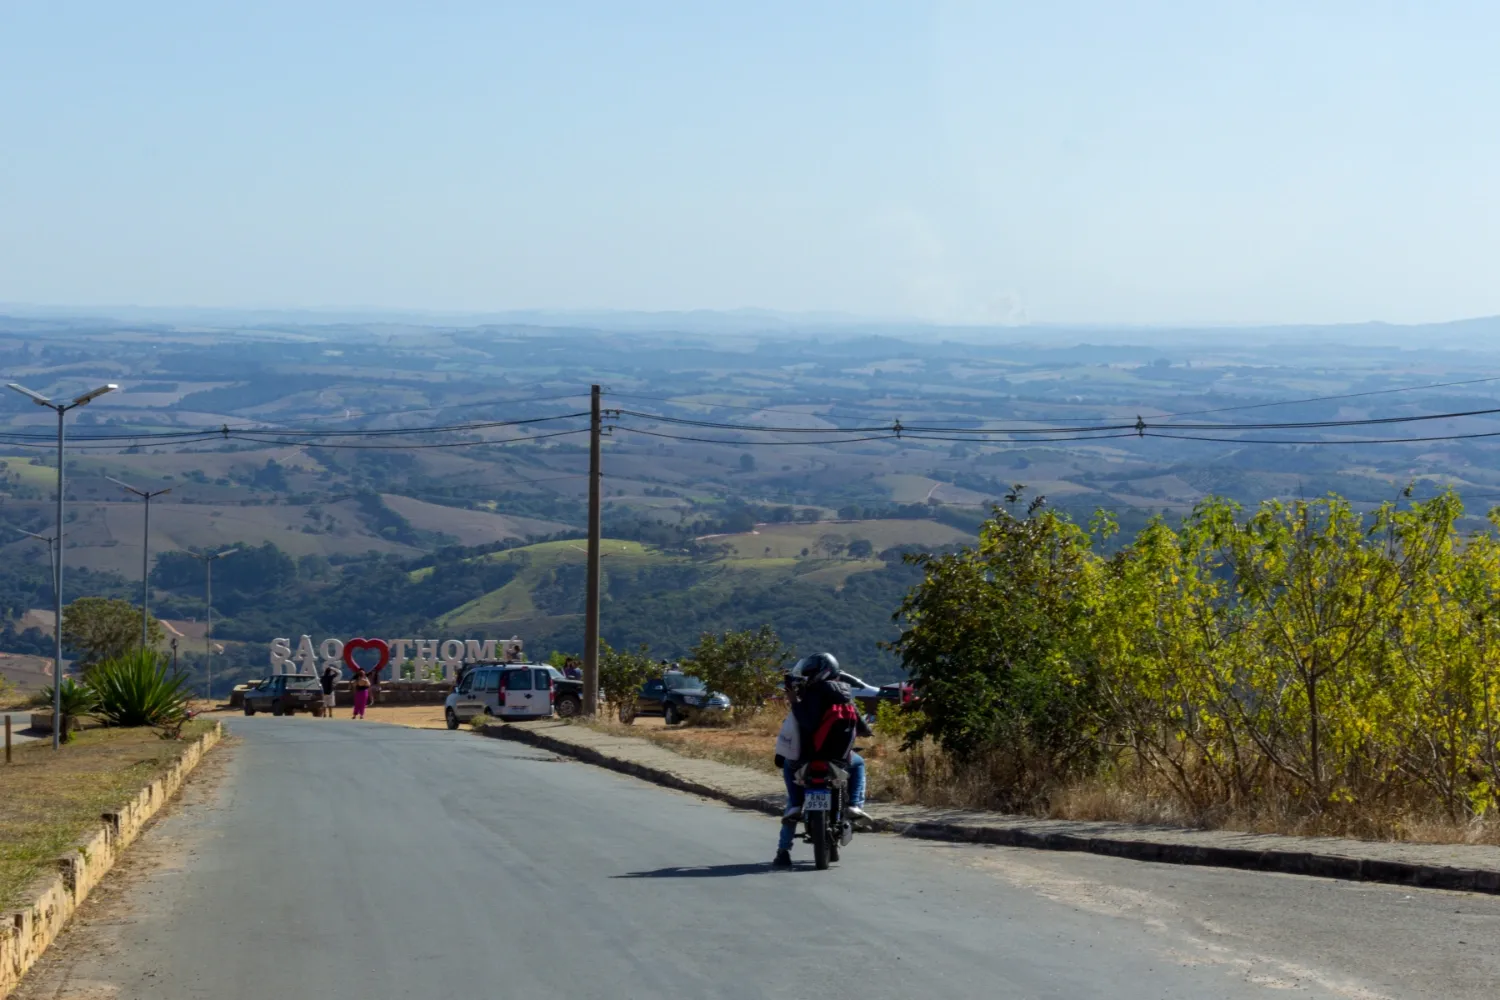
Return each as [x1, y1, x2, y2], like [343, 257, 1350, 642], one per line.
[445, 664, 555, 729]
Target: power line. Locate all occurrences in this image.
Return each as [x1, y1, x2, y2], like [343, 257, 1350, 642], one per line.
[612, 425, 902, 447]
[612, 403, 1500, 438]
[0, 411, 591, 443]
[1146, 429, 1500, 446]
[229, 427, 590, 450]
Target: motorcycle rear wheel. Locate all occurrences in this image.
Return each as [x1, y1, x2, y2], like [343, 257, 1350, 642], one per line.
[808, 811, 830, 870]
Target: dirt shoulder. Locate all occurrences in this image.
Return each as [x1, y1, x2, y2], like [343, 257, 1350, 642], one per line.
[0, 720, 216, 911]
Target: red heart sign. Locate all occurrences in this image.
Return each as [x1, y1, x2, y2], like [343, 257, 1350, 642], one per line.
[343, 638, 391, 676]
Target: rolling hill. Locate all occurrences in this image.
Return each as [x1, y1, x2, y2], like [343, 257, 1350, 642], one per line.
[430, 518, 962, 679]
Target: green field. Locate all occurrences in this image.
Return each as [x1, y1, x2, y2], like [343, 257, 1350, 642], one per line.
[439, 539, 671, 627]
[437, 518, 971, 631]
[709, 519, 971, 560]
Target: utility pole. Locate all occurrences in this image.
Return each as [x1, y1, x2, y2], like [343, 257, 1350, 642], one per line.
[191, 547, 237, 703]
[8, 381, 117, 749]
[107, 477, 172, 649]
[583, 383, 602, 716]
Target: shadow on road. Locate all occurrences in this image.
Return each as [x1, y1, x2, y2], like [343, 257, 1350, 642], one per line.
[613, 863, 806, 878]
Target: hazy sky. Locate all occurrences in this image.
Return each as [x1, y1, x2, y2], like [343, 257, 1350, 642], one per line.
[2, 2, 1497, 326]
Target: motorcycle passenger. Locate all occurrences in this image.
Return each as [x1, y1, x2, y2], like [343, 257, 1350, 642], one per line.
[771, 652, 871, 867]
[773, 673, 806, 867]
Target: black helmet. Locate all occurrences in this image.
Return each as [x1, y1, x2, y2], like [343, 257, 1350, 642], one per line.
[794, 652, 840, 684]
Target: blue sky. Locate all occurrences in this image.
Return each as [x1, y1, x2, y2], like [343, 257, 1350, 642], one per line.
[2, 1, 1496, 325]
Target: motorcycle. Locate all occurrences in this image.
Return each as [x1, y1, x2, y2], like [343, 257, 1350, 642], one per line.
[795, 757, 855, 870]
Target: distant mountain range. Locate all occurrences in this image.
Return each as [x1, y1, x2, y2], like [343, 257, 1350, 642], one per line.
[3, 302, 1500, 348]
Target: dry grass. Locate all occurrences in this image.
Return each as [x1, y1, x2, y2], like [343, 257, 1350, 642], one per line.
[0, 720, 214, 910]
[580, 713, 1500, 847]
[584, 710, 786, 775]
[1043, 768, 1500, 846]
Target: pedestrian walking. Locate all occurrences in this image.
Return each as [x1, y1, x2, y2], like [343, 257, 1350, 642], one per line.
[369, 667, 381, 707]
[320, 662, 340, 719]
[352, 668, 371, 719]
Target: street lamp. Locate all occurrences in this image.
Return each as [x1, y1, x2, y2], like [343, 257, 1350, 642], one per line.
[6, 381, 117, 749]
[8, 526, 58, 596]
[190, 547, 237, 703]
[106, 476, 172, 649]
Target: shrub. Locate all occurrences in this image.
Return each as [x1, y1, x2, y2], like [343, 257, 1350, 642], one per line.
[39, 677, 100, 743]
[599, 641, 656, 722]
[889, 489, 1106, 809]
[687, 625, 790, 723]
[90, 650, 192, 729]
[891, 486, 1500, 831]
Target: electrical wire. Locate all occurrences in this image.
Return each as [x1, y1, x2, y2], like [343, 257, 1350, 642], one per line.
[612, 403, 1500, 437]
[0, 412, 591, 443]
[228, 427, 590, 450]
[611, 425, 902, 447]
[1145, 429, 1500, 446]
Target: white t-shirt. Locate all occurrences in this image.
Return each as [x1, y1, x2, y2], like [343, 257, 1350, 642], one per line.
[774, 713, 801, 761]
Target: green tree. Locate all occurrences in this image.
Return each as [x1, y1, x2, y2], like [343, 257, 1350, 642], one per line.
[889, 489, 1108, 805]
[599, 641, 656, 723]
[687, 625, 789, 722]
[62, 597, 164, 669]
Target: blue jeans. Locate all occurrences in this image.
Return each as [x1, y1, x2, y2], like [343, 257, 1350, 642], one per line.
[777, 753, 865, 853]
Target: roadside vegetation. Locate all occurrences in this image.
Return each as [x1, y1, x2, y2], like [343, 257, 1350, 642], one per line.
[0, 720, 214, 910]
[574, 488, 1500, 845]
[887, 487, 1500, 843]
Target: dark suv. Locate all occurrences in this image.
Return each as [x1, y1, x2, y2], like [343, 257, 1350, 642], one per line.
[243, 674, 325, 716]
[621, 672, 730, 726]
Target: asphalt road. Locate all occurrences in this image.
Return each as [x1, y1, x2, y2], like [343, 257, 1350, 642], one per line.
[16, 717, 1500, 999]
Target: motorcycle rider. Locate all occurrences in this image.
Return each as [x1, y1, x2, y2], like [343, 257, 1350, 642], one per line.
[771, 652, 871, 867]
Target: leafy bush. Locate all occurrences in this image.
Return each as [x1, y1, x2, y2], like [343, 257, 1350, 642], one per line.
[39, 677, 100, 742]
[62, 597, 164, 668]
[889, 489, 1106, 808]
[90, 650, 191, 728]
[598, 641, 656, 722]
[687, 625, 790, 722]
[892, 486, 1500, 830]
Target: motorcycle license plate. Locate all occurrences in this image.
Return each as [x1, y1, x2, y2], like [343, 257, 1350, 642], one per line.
[803, 790, 831, 812]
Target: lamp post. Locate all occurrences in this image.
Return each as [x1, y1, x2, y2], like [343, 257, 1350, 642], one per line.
[190, 547, 237, 703]
[7, 382, 117, 749]
[8, 527, 58, 599]
[106, 477, 172, 649]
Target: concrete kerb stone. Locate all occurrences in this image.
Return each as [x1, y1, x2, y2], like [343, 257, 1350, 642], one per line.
[488, 719, 1500, 897]
[0, 721, 223, 998]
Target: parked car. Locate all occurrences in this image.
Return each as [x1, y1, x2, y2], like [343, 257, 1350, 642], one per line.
[243, 674, 325, 716]
[621, 671, 730, 725]
[878, 681, 918, 705]
[541, 666, 586, 718]
[838, 672, 881, 700]
[457, 662, 587, 720]
[446, 664, 557, 728]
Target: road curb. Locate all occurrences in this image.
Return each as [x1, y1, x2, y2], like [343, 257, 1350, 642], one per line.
[0, 721, 224, 998]
[488, 722, 1500, 896]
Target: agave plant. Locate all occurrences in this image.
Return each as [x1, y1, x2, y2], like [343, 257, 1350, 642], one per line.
[40, 677, 100, 742]
[90, 649, 191, 728]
